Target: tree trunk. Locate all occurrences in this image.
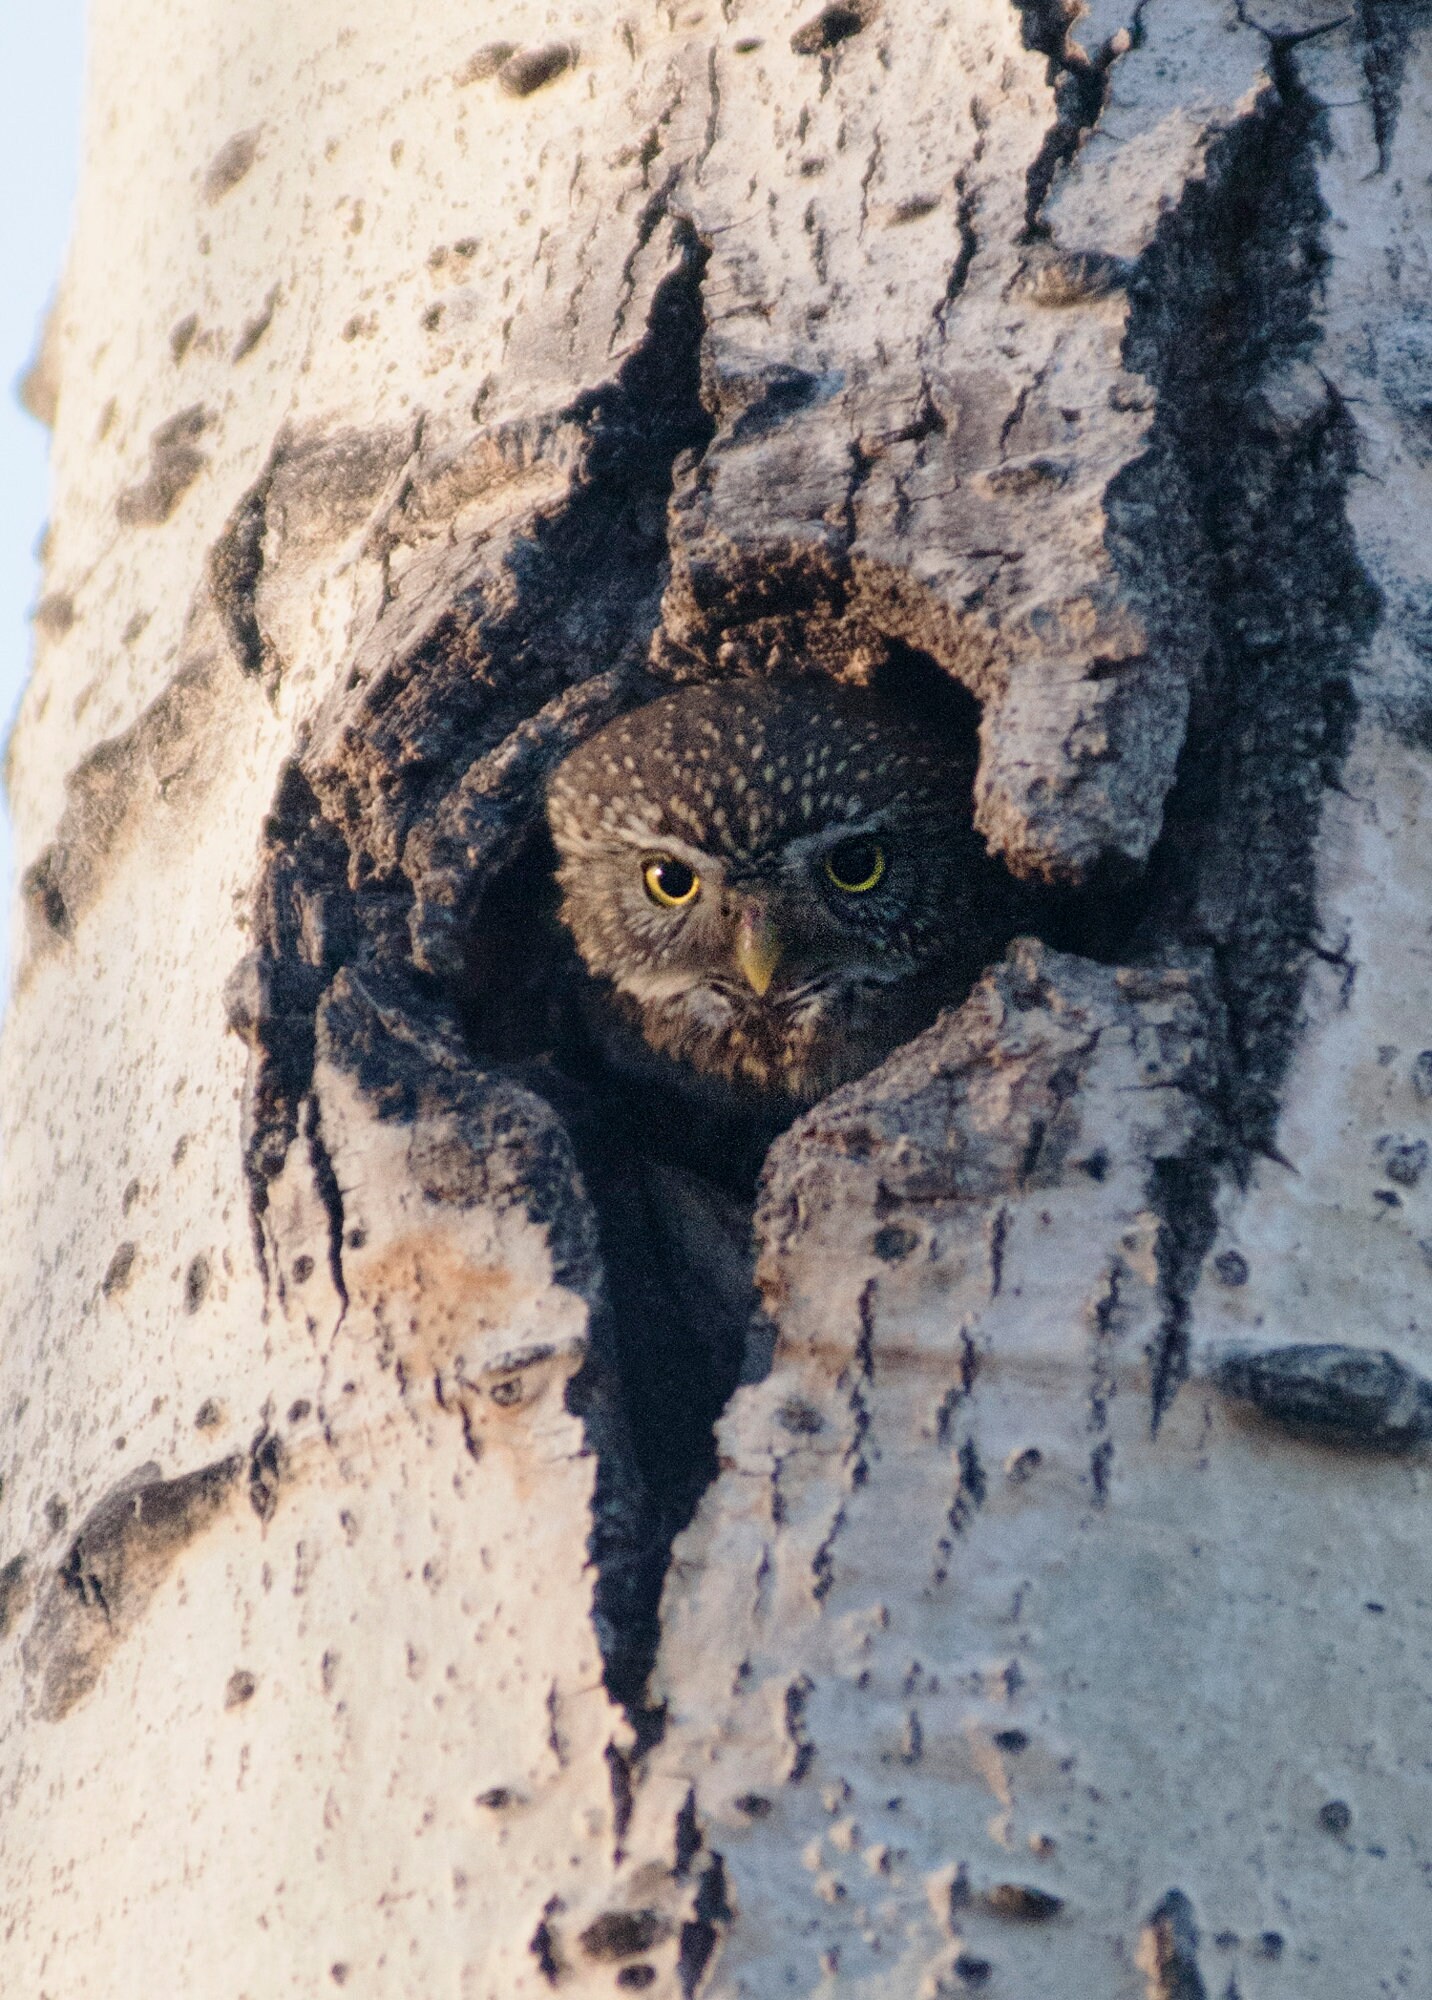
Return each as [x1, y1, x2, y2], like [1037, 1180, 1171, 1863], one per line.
[4, 1, 1429, 1993]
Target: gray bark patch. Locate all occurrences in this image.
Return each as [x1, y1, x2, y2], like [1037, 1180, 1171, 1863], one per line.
[1213, 1342, 1432, 1450]
[791, 4, 875, 57]
[232, 286, 279, 363]
[23, 1456, 243, 1720]
[0, 1555, 30, 1638]
[223, 1668, 257, 1708]
[115, 405, 212, 526]
[21, 656, 230, 953]
[578, 1909, 670, 1960]
[497, 44, 578, 97]
[981, 1882, 1064, 1921]
[101, 1240, 137, 1296]
[203, 128, 261, 202]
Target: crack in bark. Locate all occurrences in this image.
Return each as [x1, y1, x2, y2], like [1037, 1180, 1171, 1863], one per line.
[529, 1898, 564, 1985]
[1013, 0, 1131, 238]
[988, 1207, 1008, 1297]
[697, 46, 720, 176]
[609, 170, 682, 348]
[235, 244, 716, 1679]
[605, 1739, 636, 1862]
[934, 1327, 979, 1453]
[811, 1279, 877, 1602]
[1352, 0, 1431, 172]
[936, 165, 979, 329]
[782, 1672, 817, 1781]
[802, 196, 830, 286]
[1088, 1258, 1121, 1477]
[945, 1436, 987, 1548]
[677, 1854, 732, 1997]
[247, 1418, 284, 1524]
[302, 1092, 350, 1317]
[546, 1680, 568, 1767]
[1138, 1888, 1208, 2000]
[208, 464, 275, 682]
[673, 1787, 701, 1877]
[857, 122, 883, 236]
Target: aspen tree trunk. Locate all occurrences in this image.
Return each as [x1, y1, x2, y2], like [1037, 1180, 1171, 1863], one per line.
[4, 1, 1430, 1993]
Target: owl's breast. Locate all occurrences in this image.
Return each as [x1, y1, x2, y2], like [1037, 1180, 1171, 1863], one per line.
[601, 967, 934, 1108]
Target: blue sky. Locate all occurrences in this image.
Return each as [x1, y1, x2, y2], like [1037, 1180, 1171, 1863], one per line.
[0, 5, 87, 988]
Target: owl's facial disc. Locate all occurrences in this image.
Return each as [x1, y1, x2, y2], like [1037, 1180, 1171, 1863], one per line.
[634, 849, 788, 997]
[543, 676, 985, 1103]
[624, 824, 912, 1010]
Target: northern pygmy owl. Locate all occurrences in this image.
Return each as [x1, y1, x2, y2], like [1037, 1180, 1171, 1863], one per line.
[545, 676, 1003, 1116]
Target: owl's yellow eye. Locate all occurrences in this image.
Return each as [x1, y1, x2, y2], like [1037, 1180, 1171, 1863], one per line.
[824, 837, 886, 893]
[643, 855, 701, 908]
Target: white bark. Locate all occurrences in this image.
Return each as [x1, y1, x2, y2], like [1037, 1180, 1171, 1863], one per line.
[3, 1, 1430, 1995]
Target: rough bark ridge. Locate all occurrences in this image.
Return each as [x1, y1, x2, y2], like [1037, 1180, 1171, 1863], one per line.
[0, 1, 1428, 1995]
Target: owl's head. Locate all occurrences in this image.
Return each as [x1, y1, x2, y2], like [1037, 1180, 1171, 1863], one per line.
[545, 677, 981, 1100]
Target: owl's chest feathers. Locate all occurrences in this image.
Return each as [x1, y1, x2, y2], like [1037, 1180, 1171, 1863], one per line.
[601, 967, 923, 1104]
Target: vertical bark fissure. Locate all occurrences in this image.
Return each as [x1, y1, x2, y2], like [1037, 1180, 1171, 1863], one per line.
[1012, 0, 1136, 238]
[207, 469, 274, 683]
[301, 1092, 349, 1317]
[1107, 55, 1380, 1408]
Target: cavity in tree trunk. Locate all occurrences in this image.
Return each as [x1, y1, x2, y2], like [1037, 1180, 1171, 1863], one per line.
[2, 3, 1429, 1995]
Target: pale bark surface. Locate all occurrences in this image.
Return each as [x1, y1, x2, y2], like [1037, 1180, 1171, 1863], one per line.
[3, 1, 1431, 1995]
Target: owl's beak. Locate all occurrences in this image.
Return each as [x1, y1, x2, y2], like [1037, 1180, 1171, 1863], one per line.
[734, 906, 783, 997]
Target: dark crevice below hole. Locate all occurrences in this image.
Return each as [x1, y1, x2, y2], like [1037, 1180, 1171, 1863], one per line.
[457, 834, 771, 1720]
